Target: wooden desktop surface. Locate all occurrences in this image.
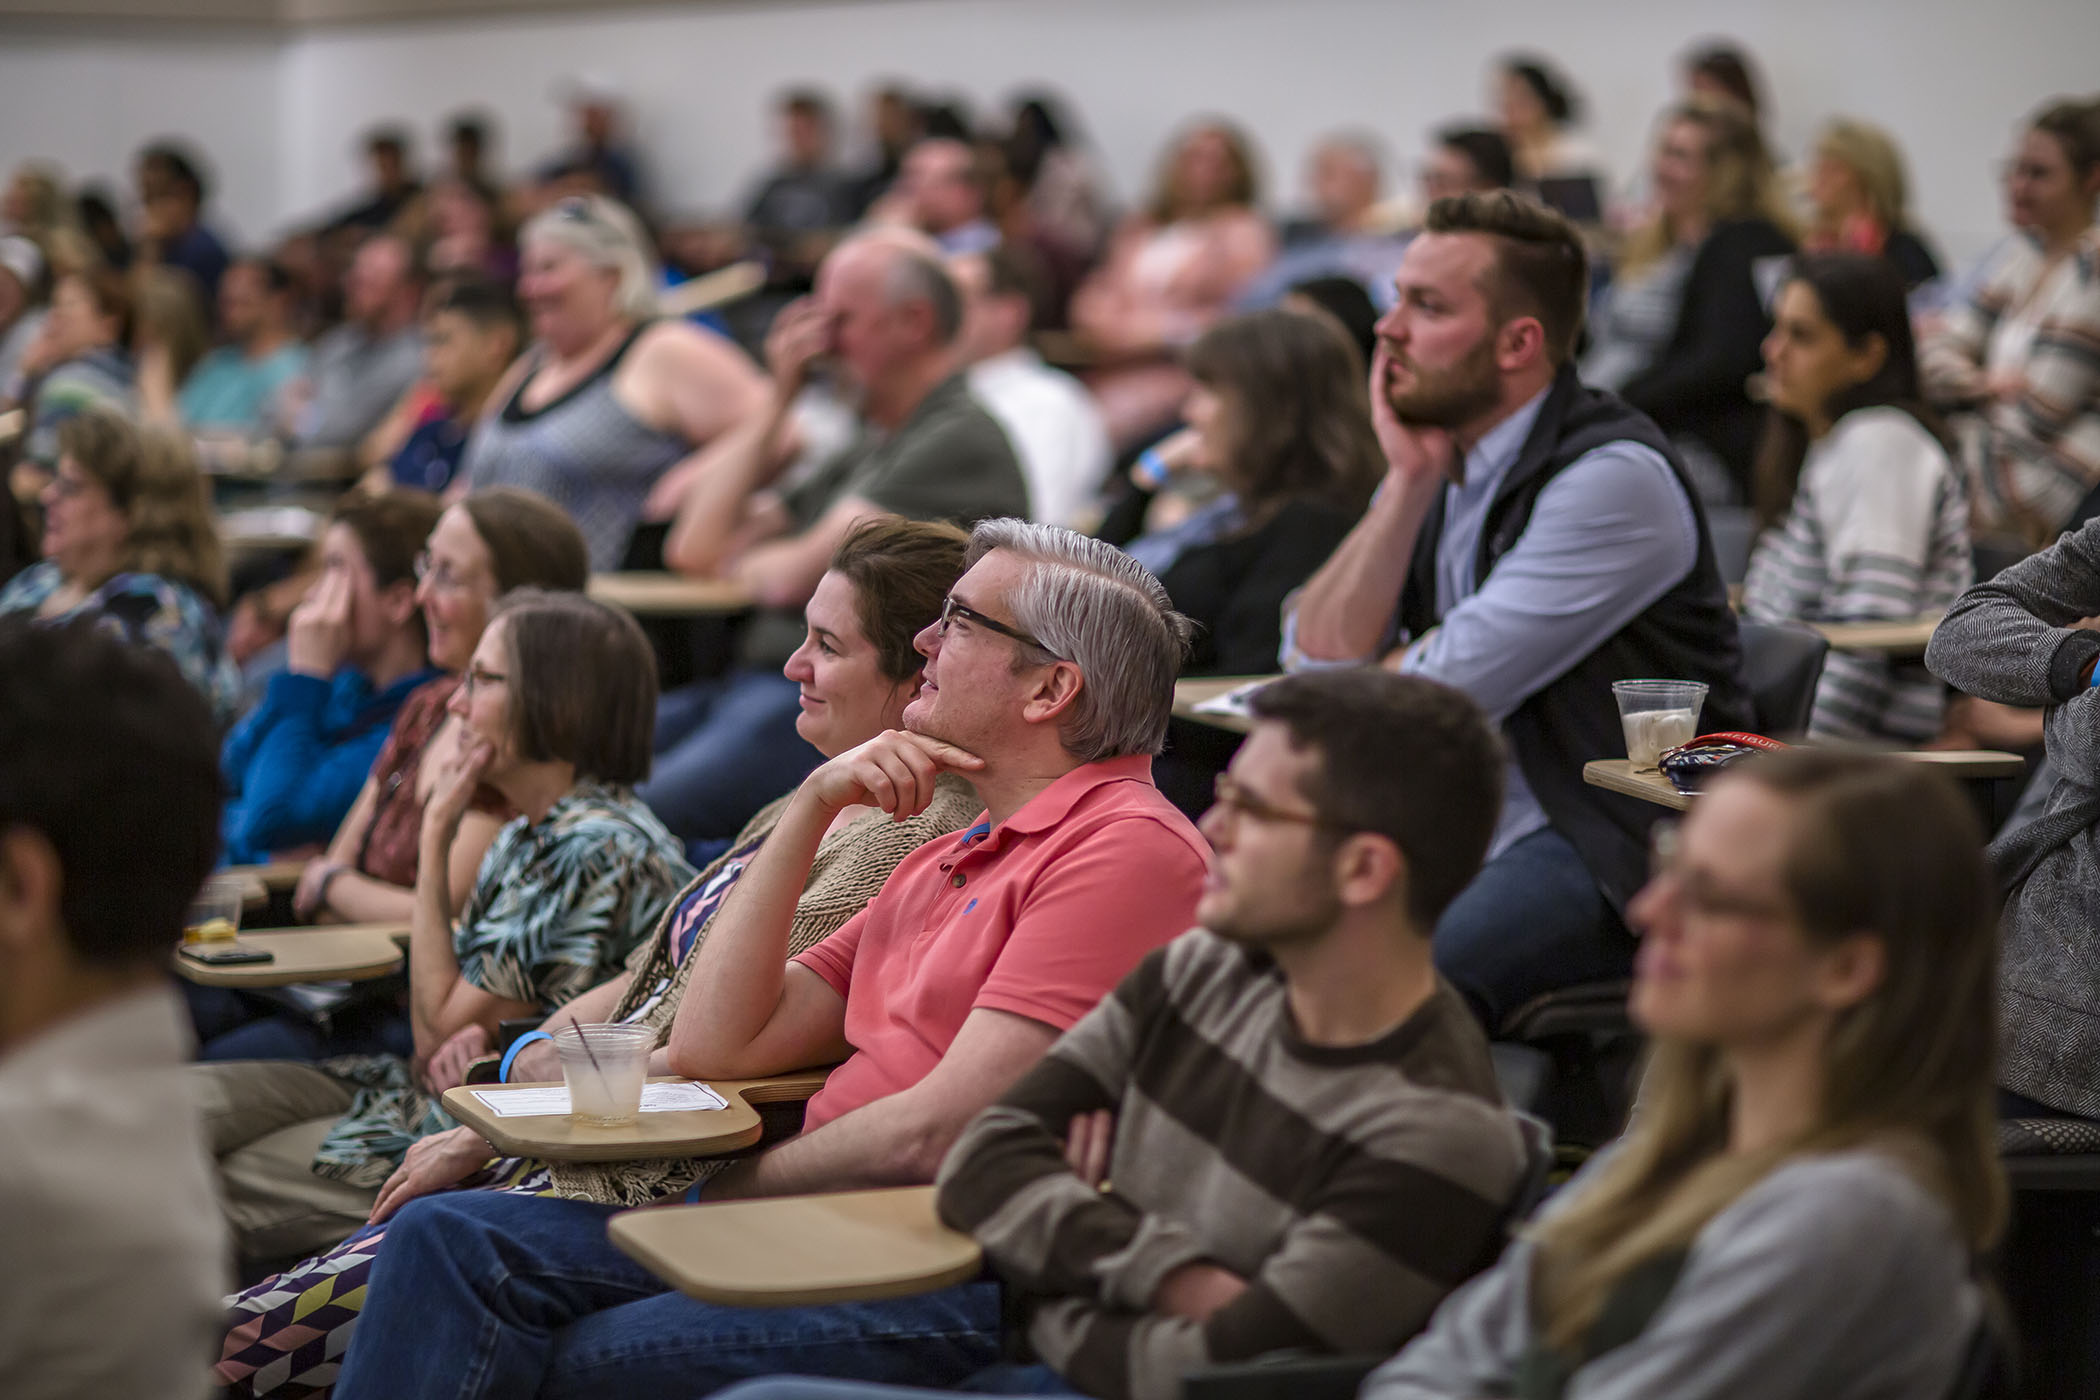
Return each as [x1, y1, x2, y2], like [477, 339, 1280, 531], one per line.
[588, 572, 755, 618]
[1170, 675, 1280, 735]
[1808, 616, 1942, 658]
[441, 1068, 833, 1162]
[608, 1185, 983, 1308]
[173, 923, 408, 987]
[1586, 749, 2025, 810]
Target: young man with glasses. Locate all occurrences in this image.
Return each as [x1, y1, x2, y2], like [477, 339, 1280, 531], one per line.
[335, 521, 1210, 1400]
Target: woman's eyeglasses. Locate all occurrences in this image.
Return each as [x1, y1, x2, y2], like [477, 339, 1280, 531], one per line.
[414, 551, 475, 595]
[460, 665, 508, 698]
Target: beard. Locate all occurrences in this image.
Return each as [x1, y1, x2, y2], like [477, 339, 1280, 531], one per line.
[1384, 334, 1501, 429]
[1204, 879, 1345, 952]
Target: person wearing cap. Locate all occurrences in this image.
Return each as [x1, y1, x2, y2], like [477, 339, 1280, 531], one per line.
[0, 232, 48, 403]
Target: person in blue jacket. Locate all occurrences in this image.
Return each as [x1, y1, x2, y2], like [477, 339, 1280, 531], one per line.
[220, 492, 444, 865]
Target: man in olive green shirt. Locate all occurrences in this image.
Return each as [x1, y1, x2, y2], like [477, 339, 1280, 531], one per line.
[643, 230, 1027, 846]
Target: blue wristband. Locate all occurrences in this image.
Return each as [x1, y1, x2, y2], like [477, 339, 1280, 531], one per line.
[499, 1030, 556, 1083]
[1133, 446, 1173, 490]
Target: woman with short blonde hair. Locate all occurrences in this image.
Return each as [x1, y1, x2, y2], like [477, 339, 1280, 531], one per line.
[461, 193, 770, 571]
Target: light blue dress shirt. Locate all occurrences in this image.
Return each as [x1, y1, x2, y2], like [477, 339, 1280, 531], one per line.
[1285, 386, 1699, 856]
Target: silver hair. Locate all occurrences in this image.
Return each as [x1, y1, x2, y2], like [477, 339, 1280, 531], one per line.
[880, 248, 963, 345]
[519, 194, 661, 322]
[967, 519, 1193, 761]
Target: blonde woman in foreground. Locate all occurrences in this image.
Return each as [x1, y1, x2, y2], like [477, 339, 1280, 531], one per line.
[1365, 747, 2004, 1400]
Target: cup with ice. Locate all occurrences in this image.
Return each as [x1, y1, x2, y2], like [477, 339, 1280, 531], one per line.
[555, 1023, 655, 1127]
[1612, 680, 1709, 770]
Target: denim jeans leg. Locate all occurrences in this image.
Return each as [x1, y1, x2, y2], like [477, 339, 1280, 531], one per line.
[712, 1369, 1080, 1400]
[715, 1382, 975, 1400]
[635, 668, 821, 844]
[1432, 825, 1634, 1031]
[334, 1192, 660, 1400]
[538, 1280, 1003, 1400]
[652, 675, 728, 753]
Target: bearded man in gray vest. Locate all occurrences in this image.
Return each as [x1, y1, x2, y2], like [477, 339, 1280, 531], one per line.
[1287, 190, 1750, 1030]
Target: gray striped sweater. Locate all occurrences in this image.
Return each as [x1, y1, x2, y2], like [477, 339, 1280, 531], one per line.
[935, 929, 1530, 1400]
[1741, 406, 1971, 742]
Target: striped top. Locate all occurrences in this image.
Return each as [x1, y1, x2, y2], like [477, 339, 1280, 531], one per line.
[1742, 407, 1971, 743]
[935, 929, 1529, 1400]
[1920, 229, 2100, 544]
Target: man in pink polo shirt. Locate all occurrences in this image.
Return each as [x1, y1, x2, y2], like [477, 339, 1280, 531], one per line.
[335, 520, 1211, 1400]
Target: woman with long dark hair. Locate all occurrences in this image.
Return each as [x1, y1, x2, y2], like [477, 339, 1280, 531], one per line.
[1125, 306, 1380, 677]
[1127, 305, 1380, 815]
[1741, 253, 1970, 742]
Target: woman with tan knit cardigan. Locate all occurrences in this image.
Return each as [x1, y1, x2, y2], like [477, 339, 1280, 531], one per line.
[215, 518, 981, 1399]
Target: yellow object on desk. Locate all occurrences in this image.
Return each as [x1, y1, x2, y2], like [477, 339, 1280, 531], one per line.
[609, 1185, 984, 1308]
[588, 573, 756, 619]
[172, 924, 408, 988]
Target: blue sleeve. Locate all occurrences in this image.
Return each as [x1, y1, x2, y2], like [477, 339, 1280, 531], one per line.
[220, 672, 385, 862]
[1400, 442, 1699, 722]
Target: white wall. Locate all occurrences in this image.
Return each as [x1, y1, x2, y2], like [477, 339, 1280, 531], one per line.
[5, 0, 2100, 268]
[0, 25, 282, 245]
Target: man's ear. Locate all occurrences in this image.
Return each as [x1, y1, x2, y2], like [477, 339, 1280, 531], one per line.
[0, 826, 65, 960]
[1020, 660, 1085, 729]
[1332, 831, 1407, 913]
[1496, 315, 1547, 374]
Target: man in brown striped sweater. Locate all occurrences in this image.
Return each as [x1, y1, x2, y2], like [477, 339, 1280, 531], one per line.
[719, 669, 1534, 1400]
[934, 668, 1535, 1399]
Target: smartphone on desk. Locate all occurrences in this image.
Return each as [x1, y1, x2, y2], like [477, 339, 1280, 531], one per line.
[178, 941, 275, 967]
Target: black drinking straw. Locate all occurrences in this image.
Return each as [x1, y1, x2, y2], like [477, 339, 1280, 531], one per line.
[573, 1023, 606, 1078]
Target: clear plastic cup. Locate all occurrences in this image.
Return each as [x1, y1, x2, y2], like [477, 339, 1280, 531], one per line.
[555, 1023, 655, 1126]
[183, 874, 247, 944]
[1612, 680, 1709, 770]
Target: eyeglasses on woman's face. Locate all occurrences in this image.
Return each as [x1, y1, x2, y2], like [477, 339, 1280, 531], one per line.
[460, 664, 508, 699]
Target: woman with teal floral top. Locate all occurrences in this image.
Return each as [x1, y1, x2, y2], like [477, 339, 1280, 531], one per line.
[313, 590, 697, 1171]
[0, 405, 239, 722]
[194, 591, 693, 1268]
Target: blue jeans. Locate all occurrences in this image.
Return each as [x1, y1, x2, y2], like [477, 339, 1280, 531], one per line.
[333, 1191, 1003, 1400]
[717, 1369, 1081, 1399]
[182, 981, 413, 1061]
[1432, 825, 1632, 1032]
[637, 668, 821, 845]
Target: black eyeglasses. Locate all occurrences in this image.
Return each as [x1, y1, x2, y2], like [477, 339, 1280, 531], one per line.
[461, 665, 509, 698]
[937, 596, 1062, 659]
[553, 196, 601, 225]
